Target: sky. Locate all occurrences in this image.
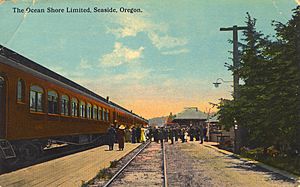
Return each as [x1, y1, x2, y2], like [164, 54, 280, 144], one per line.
[0, 0, 298, 119]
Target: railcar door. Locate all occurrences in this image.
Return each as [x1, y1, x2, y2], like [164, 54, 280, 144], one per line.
[0, 76, 6, 138]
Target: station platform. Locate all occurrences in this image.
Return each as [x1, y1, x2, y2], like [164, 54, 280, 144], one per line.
[0, 143, 140, 187]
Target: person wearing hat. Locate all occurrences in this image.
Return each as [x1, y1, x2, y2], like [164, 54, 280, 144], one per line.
[117, 125, 126, 151]
[107, 124, 117, 151]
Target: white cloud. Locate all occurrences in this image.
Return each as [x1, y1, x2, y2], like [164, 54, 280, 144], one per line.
[100, 42, 144, 67]
[106, 15, 160, 38]
[161, 49, 189, 55]
[106, 14, 188, 53]
[148, 32, 188, 50]
[79, 58, 92, 69]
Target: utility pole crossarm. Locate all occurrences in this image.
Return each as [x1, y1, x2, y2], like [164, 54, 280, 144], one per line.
[220, 26, 248, 31]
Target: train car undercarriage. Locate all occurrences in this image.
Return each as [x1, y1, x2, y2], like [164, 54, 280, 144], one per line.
[0, 133, 107, 168]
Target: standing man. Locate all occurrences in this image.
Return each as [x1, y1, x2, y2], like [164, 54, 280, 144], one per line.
[203, 126, 208, 142]
[189, 127, 194, 141]
[175, 128, 179, 142]
[154, 127, 159, 143]
[195, 127, 200, 141]
[199, 124, 204, 144]
[180, 128, 185, 143]
[170, 128, 176, 144]
[148, 127, 153, 141]
[107, 124, 117, 150]
[163, 128, 168, 142]
[131, 127, 136, 143]
[158, 128, 164, 143]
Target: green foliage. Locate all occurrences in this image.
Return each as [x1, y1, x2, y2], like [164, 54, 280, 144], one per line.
[217, 99, 236, 131]
[241, 146, 300, 175]
[81, 167, 113, 186]
[81, 180, 88, 187]
[110, 160, 118, 168]
[240, 147, 265, 160]
[96, 168, 113, 179]
[217, 7, 300, 154]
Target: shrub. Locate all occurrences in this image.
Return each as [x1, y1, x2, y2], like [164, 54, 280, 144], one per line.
[96, 168, 113, 179]
[241, 147, 265, 160]
[110, 160, 118, 168]
[266, 146, 280, 157]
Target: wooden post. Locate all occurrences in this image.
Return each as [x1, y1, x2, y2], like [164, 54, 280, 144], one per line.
[220, 25, 248, 153]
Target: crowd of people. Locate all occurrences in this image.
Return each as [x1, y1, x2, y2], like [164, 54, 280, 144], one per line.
[106, 125, 148, 151]
[148, 125, 207, 144]
[106, 124, 208, 151]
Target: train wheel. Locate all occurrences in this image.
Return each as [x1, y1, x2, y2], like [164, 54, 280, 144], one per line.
[2, 157, 21, 169]
[0, 144, 22, 169]
[95, 135, 105, 146]
[19, 143, 41, 162]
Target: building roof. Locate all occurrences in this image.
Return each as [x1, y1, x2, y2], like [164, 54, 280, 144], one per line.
[174, 107, 207, 120]
[149, 117, 166, 127]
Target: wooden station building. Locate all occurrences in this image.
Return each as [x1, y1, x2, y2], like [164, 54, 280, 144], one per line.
[172, 107, 207, 128]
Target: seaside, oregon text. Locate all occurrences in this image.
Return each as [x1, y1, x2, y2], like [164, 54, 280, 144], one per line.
[12, 7, 143, 14]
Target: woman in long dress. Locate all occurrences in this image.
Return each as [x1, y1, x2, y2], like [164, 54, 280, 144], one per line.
[140, 128, 146, 142]
[117, 125, 125, 150]
[124, 128, 131, 142]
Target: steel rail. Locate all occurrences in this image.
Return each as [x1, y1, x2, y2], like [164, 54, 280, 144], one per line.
[103, 141, 151, 187]
[162, 141, 168, 187]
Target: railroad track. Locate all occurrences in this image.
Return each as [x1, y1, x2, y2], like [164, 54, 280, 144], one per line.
[102, 141, 168, 187]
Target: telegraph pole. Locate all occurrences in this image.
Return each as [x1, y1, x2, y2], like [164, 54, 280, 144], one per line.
[220, 25, 247, 99]
[220, 25, 247, 153]
[296, 10, 300, 152]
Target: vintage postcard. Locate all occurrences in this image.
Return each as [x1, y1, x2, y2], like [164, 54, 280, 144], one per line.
[0, 0, 299, 186]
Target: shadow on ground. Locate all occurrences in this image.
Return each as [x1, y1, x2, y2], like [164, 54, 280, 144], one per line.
[225, 155, 295, 183]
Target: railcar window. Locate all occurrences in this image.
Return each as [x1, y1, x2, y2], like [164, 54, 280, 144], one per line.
[107, 110, 110, 121]
[87, 103, 92, 119]
[80, 101, 86, 118]
[93, 105, 98, 120]
[30, 85, 44, 112]
[102, 108, 106, 121]
[71, 98, 78, 117]
[17, 79, 25, 102]
[48, 90, 58, 114]
[61, 95, 69, 116]
[98, 107, 102, 121]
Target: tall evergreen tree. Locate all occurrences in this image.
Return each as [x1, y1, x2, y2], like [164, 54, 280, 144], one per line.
[237, 13, 272, 148]
[269, 6, 300, 152]
[218, 7, 300, 154]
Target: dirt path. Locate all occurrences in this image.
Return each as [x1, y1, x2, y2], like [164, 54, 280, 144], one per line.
[165, 141, 297, 187]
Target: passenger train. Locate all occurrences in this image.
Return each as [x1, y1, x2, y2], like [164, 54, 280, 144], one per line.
[0, 45, 148, 166]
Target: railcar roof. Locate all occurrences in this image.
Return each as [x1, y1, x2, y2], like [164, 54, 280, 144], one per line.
[0, 45, 147, 122]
